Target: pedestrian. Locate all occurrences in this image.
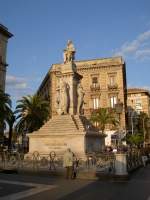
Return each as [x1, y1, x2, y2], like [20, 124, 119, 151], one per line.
[63, 148, 74, 179]
[72, 154, 79, 179]
[112, 147, 117, 153]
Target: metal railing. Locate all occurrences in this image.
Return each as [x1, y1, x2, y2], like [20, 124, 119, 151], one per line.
[0, 150, 144, 174]
[126, 151, 143, 172]
[0, 151, 116, 173]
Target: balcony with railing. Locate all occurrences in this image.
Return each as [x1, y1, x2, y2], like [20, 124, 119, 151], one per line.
[90, 83, 100, 91]
[107, 83, 118, 90]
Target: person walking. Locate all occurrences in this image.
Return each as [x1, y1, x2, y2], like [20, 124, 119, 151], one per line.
[63, 148, 74, 179]
[72, 154, 79, 179]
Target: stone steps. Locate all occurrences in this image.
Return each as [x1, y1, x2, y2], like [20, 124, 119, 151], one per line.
[41, 124, 76, 128]
[33, 130, 80, 135]
[31, 115, 93, 135]
[73, 115, 85, 130]
[34, 115, 82, 134]
[39, 128, 79, 132]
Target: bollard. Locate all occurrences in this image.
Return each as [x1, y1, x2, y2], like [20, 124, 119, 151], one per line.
[115, 153, 128, 176]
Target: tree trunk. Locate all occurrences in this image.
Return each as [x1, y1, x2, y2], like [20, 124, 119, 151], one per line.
[8, 124, 13, 150]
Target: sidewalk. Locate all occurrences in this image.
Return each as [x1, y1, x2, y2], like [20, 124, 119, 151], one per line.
[1, 166, 150, 200]
[0, 166, 130, 181]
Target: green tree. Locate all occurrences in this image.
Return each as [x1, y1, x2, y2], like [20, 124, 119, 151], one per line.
[7, 112, 16, 150]
[126, 133, 144, 147]
[0, 89, 12, 137]
[15, 95, 49, 134]
[90, 107, 118, 135]
[126, 112, 150, 147]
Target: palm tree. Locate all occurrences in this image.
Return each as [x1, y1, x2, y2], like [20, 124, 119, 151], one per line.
[7, 112, 16, 150]
[0, 89, 12, 137]
[126, 133, 144, 148]
[15, 95, 49, 134]
[90, 107, 118, 135]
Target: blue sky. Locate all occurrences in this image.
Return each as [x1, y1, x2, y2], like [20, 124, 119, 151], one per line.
[0, 0, 150, 108]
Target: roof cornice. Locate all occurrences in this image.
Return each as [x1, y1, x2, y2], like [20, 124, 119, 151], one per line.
[0, 24, 13, 38]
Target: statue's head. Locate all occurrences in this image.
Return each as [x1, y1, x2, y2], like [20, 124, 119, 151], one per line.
[66, 40, 75, 51]
[67, 148, 71, 152]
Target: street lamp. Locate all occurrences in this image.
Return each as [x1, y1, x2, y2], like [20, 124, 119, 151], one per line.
[142, 117, 150, 148]
[130, 111, 136, 135]
[115, 100, 123, 146]
[115, 100, 123, 123]
[143, 118, 146, 148]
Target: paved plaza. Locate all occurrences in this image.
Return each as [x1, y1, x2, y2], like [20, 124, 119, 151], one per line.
[0, 165, 150, 200]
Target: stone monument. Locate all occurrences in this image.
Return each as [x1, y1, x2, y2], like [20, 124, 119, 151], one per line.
[28, 41, 104, 158]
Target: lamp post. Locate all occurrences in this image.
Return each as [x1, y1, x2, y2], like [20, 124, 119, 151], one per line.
[146, 118, 150, 147]
[142, 117, 148, 148]
[131, 111, 136, 135]
[115, 100, 123, 147]
[143, 118, 146, 148]
[141, 116, 150, 148]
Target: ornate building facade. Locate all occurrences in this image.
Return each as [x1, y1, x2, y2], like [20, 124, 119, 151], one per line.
[127, 88, 150, 145]
[0, 24, 13, 91]
[127, 88, 150, 116]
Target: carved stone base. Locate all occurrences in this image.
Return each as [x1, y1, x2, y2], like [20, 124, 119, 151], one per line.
[28, 115, 104, 158]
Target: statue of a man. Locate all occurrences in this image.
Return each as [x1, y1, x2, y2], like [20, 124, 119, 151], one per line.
[63, 50, 67, 64]
[63, 40, 76, 64]
[61, 82, 70, 114]
[55, 88, 61, 115]
[77, 83, 85, 115]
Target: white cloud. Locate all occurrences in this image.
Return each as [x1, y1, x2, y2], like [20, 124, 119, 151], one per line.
[6, 75, 27, 89]
[113, 30, 150, 60]
[135, 48, 150, 59]
[5, 74, 35, 106]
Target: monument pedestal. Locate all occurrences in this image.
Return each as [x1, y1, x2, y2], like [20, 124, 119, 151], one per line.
[28, 115, 104, 158]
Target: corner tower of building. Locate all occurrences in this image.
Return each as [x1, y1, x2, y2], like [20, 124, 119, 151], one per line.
[0, 24, 13, 91]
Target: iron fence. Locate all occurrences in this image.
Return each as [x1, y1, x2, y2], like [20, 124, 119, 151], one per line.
[0, 150, 144, 174]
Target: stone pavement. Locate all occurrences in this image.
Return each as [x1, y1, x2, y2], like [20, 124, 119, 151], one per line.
[0, 165, 150, 200]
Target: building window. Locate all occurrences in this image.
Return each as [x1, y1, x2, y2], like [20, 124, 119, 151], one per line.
[110, 96, 117, 108]
[135, 98, 142, 112]
[92, 77, 98, 86]
[94, 121, 99, 127]
[109, 75, 116, 86]
[93, 97, 100, 109]
[91, 76, 100, 90]
[108, 73, 118, 89]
